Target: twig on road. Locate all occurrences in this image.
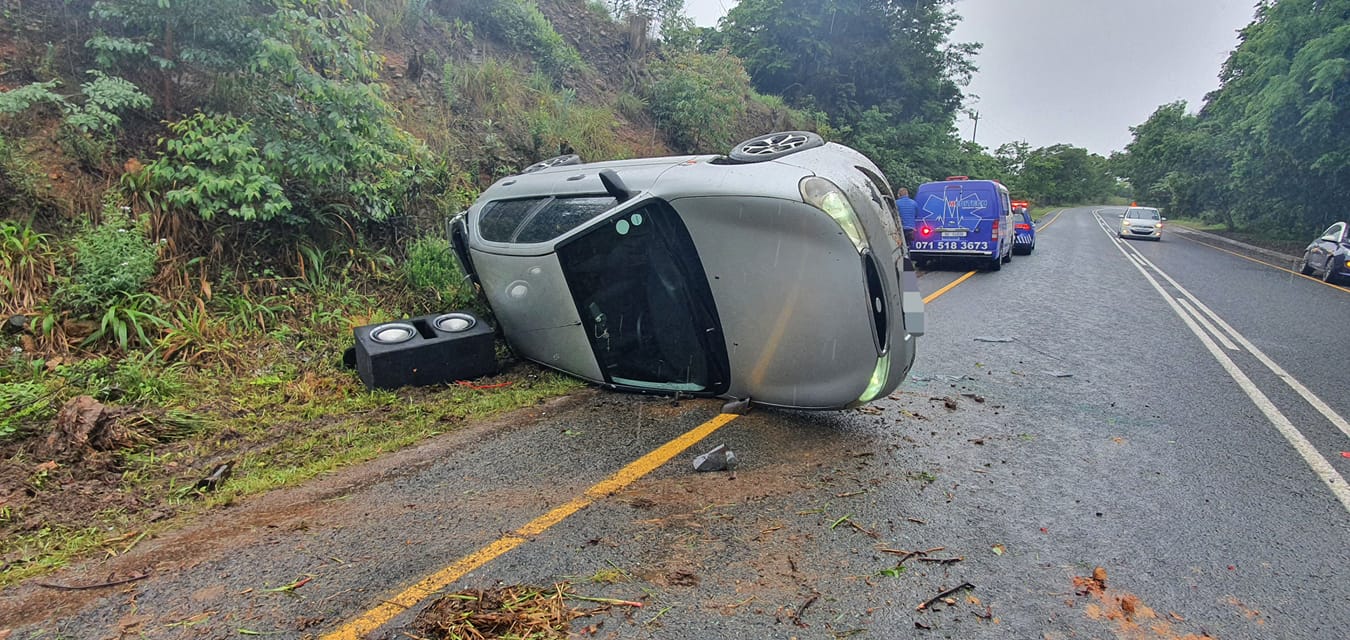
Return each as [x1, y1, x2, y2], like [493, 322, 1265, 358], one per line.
[917, 582, 975, 611]
[36, 571, 150, 591]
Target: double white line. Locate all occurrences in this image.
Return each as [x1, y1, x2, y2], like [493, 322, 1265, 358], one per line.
[1094, 211, 1350, 513]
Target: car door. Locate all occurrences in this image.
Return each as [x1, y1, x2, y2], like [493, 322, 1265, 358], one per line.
[1315, 223, 1345, 271]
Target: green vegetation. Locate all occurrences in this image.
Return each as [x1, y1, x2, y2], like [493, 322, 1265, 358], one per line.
[647, 49, 751, 150]
[1116, 0, 1347, 238]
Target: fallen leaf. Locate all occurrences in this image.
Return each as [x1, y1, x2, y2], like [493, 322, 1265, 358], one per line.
[991, 544, 1005, 556]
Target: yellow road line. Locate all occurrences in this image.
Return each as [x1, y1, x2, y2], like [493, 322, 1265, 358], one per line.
[330, 240, 996, 638]
[924, 271, 976, 304]
[1174, 233, 1350, 294]
[322, 413, 740, 640]
[1036, 208, 1066, 231]
[914, 207, 1064, 303]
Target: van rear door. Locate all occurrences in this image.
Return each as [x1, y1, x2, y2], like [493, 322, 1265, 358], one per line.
[912, 182, 996, 256]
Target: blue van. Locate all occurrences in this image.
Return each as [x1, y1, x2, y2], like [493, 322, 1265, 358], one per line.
[909, 177, 1014, 271]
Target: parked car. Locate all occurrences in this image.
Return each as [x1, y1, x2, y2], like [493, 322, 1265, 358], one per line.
[1012, 207, 1036, 254]
[447, 132, 924, 410]
[910, 176, 1015, 270]
[1299, 221, 1350, 284]
[1118, 206, 1164, 240]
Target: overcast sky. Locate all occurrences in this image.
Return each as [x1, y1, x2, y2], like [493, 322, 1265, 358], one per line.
[682, 0, 1258, 156]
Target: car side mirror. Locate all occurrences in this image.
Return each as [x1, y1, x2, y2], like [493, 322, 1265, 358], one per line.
[1161, 217, 1168, 221]
[1117, 214, 1125, 218]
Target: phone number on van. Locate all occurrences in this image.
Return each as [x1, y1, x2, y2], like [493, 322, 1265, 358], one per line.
[911, 240, 989, 251]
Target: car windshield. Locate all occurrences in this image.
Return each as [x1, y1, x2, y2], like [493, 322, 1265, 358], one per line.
[1127, 209, 1160, 220]
[479, 196, 619, 243]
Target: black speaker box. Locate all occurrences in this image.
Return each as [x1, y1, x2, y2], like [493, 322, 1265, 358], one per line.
[353, 312, 497, 390]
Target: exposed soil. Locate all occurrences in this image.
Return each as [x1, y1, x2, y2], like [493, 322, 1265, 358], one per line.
[0, 392, 592, 628]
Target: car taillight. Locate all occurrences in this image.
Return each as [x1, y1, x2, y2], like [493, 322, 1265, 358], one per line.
[992, 219, 999, 235]
[920, 225, 933, 237]
[1016, 223, 1030, 231]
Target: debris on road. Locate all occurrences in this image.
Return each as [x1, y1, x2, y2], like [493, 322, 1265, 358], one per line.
[264, 576, 313, 593]
[785, 592, 820, 627]
[917, 582, 976, 611]
[960, 393, 986, 403]
[692, 444, 739, 472]
[1044, 370, 1074, 378]
[973, 336, 1014, 343]
[35, 570, 151, 591]
[910, 374, 973, 383]
[413, 584, 633, 639]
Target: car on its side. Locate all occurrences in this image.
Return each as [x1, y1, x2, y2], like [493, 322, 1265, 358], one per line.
[910, 176, 1015, 270]
[1118, 206, 1164, 240]
[448, 131, 924, 410]
[1299, 221, 1350, 284]
[1012, 207, 1036, 254]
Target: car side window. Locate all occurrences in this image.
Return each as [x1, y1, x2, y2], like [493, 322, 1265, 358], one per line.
[1322, 223, 1344, 241]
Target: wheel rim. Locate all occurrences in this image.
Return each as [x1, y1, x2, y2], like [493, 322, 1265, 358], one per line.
[740, 133, 811, 157]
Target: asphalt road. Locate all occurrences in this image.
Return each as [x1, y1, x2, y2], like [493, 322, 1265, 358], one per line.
[4, 207, 1349, 639]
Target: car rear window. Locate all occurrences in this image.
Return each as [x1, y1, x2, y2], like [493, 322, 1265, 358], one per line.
[478, 196, 619, 243]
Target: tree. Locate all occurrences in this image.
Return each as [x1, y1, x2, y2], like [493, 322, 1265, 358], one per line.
[1122, 0, 1350, 235]
[710, 0, 976, 124]
[1019, 145, 1112, 205]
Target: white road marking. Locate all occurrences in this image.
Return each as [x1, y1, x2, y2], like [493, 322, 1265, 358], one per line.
[1175, 297, 1240, 351]
[1095, 215, 1350, 513]
[1127, 248, 1350, 442]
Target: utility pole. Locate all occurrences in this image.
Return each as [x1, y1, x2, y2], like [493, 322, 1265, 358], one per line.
[968, 110, 980, 144]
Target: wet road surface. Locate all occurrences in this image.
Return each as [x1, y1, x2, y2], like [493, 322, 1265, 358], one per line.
[4, 207, 1349, 639]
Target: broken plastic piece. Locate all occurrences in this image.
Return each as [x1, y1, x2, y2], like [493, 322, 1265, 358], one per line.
[693, 444, 739, 472]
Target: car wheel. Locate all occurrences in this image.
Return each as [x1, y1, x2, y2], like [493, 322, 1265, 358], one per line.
[1322, 260, 1338, 284]
[522, 154, 583, 173]
[1300, 256, 1315, 275]
[988, 255, 1002, 271]
[729, 131, 825, 163]
[1002, 248, 1012, 263]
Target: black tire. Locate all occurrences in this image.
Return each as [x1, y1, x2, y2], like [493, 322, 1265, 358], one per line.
[1299, 256, 1315, 275]
[522, 154, 582, 173]
[729, 131, 825, 163]
[1322, 259, 1338, 284]
[988, 255, 1002, 271]
[1002, 247, 1013, 263]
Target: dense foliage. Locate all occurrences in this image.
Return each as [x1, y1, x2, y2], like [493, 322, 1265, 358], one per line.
[1118, 0, 1349, 236]
[707, 0, 983, 187]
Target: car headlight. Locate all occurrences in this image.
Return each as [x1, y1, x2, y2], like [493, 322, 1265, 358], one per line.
[800, 177, 867, 253]
[858, 352, 892, 403]
[1155, 223, 1163, 228]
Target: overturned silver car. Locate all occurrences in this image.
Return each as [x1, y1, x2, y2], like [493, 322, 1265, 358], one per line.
[448, 132, 923, 410]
